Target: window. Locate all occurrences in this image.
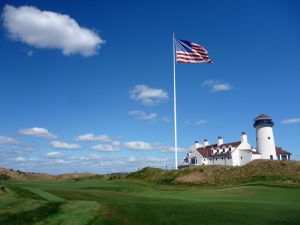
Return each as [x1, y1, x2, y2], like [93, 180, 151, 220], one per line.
[228, 157, 230, 159]
[211, 150, 213, 154]
[240, 156, 243, 159]
[270, 155, 273, 160]
[223, 148, 225, 153]
[191, 157, 197, 164]
[268, 137, 271, 140]
[229, 147, 232, 152]
[217, 149, 219, 153]
[216, 158, 217, 161]
[221, 158, 223, 160]
[204, 159, 206, 161]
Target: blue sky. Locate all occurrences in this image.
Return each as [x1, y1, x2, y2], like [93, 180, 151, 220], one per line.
[0, 0, 299, 174]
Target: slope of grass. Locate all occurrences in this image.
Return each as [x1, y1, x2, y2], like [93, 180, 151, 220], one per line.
[128, 160, 300, 186]
[0, 184, 103, 225]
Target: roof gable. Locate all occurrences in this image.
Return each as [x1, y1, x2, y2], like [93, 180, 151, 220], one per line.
[196, 141, 241, 158]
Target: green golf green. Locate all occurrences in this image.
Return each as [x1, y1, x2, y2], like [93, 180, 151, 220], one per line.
[1, 178, 300, 225]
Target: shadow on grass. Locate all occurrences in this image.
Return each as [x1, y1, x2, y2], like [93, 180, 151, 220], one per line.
[10, 186, 47, 200]
[0, 202, 61, 225]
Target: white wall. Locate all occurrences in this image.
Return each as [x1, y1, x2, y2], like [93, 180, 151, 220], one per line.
[239, 141, 252, 150]
[231, 148, 240, 166]
[239, 150, 252, 166]
[203, 140, 209, 147]
[207, 156, 232, 166]
[217, 137, 224, 146]
[189, 150, 204, 165]
[256, 126, 276, 160]
[252, 153, 261, 161]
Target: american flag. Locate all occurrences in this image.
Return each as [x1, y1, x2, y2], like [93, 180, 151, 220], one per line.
[176, 39, 213, 64]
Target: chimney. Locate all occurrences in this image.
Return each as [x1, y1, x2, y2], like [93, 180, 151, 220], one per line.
[203, 139, 209, 147]
[241, 132, 248, 143]
[217, 136, 223, 146]
[194, 141, 202, 149]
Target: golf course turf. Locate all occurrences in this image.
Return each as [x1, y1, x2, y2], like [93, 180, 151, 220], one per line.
[1, 178, 300, 225]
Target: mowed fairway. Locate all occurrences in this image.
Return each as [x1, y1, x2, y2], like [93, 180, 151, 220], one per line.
[1, 179, 300, 225]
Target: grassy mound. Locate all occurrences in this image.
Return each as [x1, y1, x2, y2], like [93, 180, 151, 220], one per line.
[0, 167, 103, 181]
[127, 160, 300, 186]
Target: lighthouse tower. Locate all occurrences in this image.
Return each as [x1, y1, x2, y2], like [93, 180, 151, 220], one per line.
[253, 114, 277, 160]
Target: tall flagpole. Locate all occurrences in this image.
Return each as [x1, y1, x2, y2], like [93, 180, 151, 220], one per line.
[173, 33, 178, 169]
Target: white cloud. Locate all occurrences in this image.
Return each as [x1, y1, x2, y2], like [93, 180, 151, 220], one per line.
[2, 5, 103, 56]
[124, 141, 154, 151]
[14, 156, 27, 162]
[125, 156, 138, 162]
[50, 141, 81, 150]
[281, 118, 300, 124]
[91, 141, 120, 152]
[19, 127, 57, 138]
[128, 110, 157, 121]
[55, 159, 69, 164]
[23, 144, 36, 151]
[124, 141, 186, 152]
[162, 116, 171, 123]
[63, 154, 102, 162]
[130, 85, 168, 106]
[123, 156, 169, 164]
[0, 136, 20, 145]
[146, 156, 169, 163]
[195, 120, 208, 125]
[202, 80, 232, 93]
[46, 152, 64, 158]
[75, 133, 111, 142]
[27, 50, 33, 56]
[154, 143, 186, 153]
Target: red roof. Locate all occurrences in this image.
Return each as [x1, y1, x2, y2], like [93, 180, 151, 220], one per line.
[196, 141, 241, 158]
[255, 114, 271, 120]
[276, 147, 291, 155]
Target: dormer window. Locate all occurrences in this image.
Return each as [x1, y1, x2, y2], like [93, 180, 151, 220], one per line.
[223, 148, 225, 153]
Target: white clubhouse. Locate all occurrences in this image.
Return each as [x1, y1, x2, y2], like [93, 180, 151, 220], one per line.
[179, 114, 291, 168]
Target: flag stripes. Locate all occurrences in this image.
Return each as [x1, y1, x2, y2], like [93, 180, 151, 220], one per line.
[176, 39, 213, 64]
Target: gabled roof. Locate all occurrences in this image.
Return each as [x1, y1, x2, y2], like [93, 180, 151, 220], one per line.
[196, 141, 241, 158]
[276, 147, 291, 155]
[255, 114, 271, 121]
